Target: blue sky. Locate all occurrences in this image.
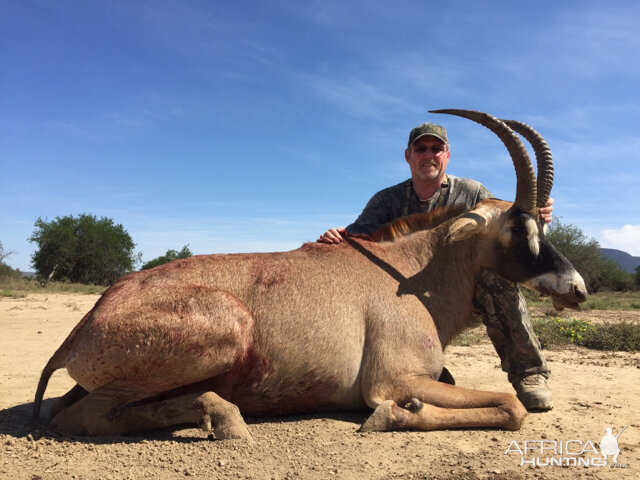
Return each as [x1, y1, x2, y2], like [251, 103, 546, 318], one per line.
[2, 0, 639, 272]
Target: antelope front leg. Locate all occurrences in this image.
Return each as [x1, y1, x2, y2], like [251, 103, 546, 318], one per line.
[361, 379, 527, 432]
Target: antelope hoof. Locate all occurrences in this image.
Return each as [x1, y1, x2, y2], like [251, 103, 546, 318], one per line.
[359, 400, 396, 432]
[199, 414, 212, 432]
[213, 424, 254, 443]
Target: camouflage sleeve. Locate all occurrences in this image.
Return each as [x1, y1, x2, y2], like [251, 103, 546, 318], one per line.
[346, 190, 395, 235]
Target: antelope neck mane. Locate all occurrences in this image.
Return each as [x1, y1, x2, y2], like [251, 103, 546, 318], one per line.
[369, 204, 467, 243]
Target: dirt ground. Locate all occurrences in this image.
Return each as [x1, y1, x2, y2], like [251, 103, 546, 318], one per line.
[1, 293, 639, 480]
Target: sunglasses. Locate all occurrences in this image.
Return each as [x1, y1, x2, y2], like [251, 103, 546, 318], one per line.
[412, 145, 447, 155]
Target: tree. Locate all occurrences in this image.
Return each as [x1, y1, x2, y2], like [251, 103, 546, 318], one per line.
[635, 265, 640, 289]
[0, 240, 15, 263]
[29, 214, 141, 285]
[140, 245, 192, 270]
[546, 219, 632, 292]
[0, 240, 22, 278]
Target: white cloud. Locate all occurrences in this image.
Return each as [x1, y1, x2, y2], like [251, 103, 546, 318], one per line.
[602, 225, 640, 256]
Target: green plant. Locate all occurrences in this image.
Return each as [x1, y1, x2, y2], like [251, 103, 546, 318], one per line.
[0, 262, 22, 279]
[580, 322, 640, 351]
[0, 240, 22, 279]
[532, 316, 640, 351]
[0, 289, 27, 298]
[140, 245, 192, 270]
[533, 317, 594, 348]
[29, 214, 141, 286]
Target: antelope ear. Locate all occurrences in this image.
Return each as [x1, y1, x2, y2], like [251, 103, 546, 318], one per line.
[445, 213, 486, 243]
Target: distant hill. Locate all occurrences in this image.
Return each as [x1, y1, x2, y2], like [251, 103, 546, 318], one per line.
[599, 248, 640, 274]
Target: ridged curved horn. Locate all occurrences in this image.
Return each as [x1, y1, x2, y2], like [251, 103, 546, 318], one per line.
[429, 109, 537, 213]
[501, 119, 554, 208]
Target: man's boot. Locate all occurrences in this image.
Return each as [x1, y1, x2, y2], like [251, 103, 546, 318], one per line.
[514, 374, 553, 411]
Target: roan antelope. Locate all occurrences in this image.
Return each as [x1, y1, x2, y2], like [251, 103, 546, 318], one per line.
[33, 109, 587, 440]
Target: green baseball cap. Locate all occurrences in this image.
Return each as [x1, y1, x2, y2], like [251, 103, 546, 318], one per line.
[408, 122, 449, 147]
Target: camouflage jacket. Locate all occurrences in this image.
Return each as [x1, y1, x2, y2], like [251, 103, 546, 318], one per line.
[346, 175, 492, 235]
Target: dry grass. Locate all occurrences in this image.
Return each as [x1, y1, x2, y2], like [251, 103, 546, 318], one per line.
[0, 275, 106, 296]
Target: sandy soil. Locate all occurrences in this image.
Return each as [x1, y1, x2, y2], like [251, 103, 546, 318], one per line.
[1, 292, 639, 480]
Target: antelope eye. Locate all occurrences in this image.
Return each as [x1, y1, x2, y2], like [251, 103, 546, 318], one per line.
[510, 224, 526, 236]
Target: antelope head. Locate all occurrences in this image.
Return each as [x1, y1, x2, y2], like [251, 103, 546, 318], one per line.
[432, 109, 587, 310]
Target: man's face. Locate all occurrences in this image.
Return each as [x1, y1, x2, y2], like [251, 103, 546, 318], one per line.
[404, 136, 450, 183]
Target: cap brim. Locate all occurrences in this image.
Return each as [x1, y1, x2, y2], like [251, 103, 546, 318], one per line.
[411, 133, 448, 146]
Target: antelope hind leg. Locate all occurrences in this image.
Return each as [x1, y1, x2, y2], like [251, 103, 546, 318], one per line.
[103, 390, 253, 441]
[49, 383, 88, 419]
[51, 381, 252, 441]
[50, 380, 141, 435]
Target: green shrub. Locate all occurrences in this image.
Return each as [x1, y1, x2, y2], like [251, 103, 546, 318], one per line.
[29, 213, 141, 286]
[533, 317, 594, 348]
[0, 289, 27, 298]
[532, 317, 640, 351]
[140, 245, 192, 270]
[0, 262, 22, 279]
[580, 322, 640, 351]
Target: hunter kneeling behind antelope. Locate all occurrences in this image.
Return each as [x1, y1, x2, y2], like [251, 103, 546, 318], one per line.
[33, 109, 586, 441]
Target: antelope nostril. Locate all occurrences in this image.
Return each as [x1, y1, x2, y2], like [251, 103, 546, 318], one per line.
[573, 285, 587, 301]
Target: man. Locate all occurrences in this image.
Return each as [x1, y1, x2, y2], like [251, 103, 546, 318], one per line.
[318, 122, 555, 411]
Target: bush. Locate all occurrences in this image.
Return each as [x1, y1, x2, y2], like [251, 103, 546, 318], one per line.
[140, 245, 192, 270]
[0, 263, 22, 280]
[0, 241, 22, 280]
[532, 317, 640, 351]
[29, 214, 141, 286]
[533, 317, 594, 348]
[580, 322, 640, 351]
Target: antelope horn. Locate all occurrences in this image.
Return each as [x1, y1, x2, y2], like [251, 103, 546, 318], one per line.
[429, 109, 537, 213]
[500, 119, 554, 209]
